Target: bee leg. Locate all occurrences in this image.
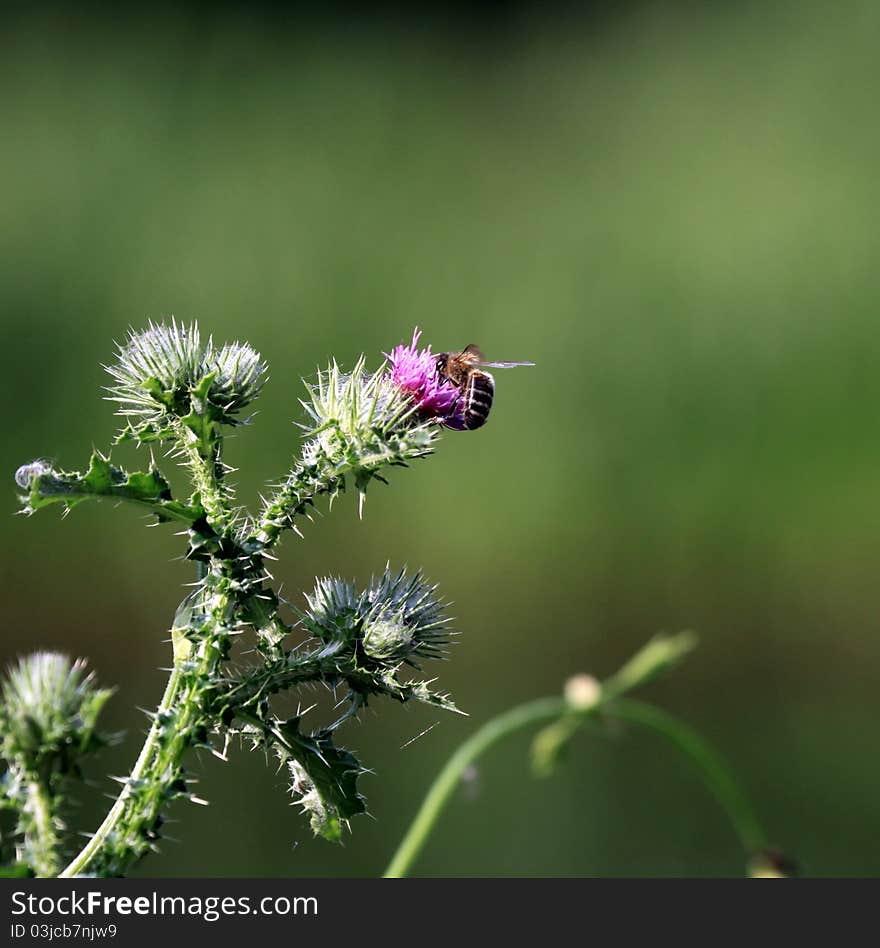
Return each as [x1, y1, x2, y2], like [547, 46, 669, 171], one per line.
[440, 413, 468, 431]
[440, 389, 467, 430]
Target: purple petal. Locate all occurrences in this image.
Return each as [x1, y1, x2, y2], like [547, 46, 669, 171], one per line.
[386, 328, 460, 418]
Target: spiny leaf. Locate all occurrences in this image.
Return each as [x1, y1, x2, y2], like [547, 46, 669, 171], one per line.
[16, 453, 202, 525]
[253, 716, 366, 843]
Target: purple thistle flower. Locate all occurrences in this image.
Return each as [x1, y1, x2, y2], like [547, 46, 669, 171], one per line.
[386, 328, 462, 423]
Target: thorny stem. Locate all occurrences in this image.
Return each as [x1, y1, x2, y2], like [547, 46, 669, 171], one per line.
[59, 565, 214, 878]
[174, 421, 230, 534]
[251, 460, 342, 549]
[109, 496, 201, 525]
[59, 395, 254, 877]
[383, 635, 765, 878]
[59, 637, 191, 878]
[25, 780, 60, 877]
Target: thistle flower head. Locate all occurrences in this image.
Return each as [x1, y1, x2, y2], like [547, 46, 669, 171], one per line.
[385, 328, 459, 419]
[303, 356, 408, 437]
[0, 652, 112, 773]
[208, 341, 268, 416]
[297, 358, 439, 515]
[107, 320, 204, 413]
[304, 567, 451, 666]
[105, 320, 267, 440]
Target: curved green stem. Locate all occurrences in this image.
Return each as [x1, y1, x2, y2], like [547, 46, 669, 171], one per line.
[59, 651, 187, 878]
[606, 698, 768, 853]
[61, 423, 233, 874]
[59, 562, 209, 878]
[384, 643, 765, 877]
[384, 696, 566, 878]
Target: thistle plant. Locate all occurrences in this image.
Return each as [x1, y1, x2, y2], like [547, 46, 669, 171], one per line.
[7, 322, 467, 877]
[5, 322, 785, 878]
[0, 654, 112, 876]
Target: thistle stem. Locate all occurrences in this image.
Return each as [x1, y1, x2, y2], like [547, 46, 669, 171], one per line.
[383, 637, 764, 878]
[58, 653, 187, 878]
[174, 421, 230, 535]
[61, 424, 237, 875]
[605, 698, 768, 853]
[59, 562, 209, 878]
[25, 780, 60, 877]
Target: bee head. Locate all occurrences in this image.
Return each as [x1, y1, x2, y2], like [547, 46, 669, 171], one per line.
[435, 353, 448, 376]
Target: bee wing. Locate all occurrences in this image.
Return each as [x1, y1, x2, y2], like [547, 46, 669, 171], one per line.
[460, 344, 534, 368]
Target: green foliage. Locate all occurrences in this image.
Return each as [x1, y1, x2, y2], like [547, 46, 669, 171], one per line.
[16, 452, 201, 524]
[240, 716, 366, 843]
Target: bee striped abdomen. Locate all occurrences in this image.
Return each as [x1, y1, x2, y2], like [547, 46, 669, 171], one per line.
[463, 371, 494, 429]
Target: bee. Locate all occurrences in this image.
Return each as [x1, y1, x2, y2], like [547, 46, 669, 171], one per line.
[435, 345, 534, 430]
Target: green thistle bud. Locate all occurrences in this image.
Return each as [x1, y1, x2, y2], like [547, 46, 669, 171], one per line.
[303, 575, 361, 646]
[254, 352, 446, 546]
[209, 341, 267, 416]
[362, 616, 414, 661]
[362, 568, 450, 664]
[105, 320, 266, 441]
[0, 652, 112, 776]
[304, 567, 451, 667]
[301, 359, 438, 515]
[302, 357, 407, 435]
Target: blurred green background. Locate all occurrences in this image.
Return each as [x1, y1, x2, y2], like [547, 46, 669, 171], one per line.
[3, 1, 880, 876]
